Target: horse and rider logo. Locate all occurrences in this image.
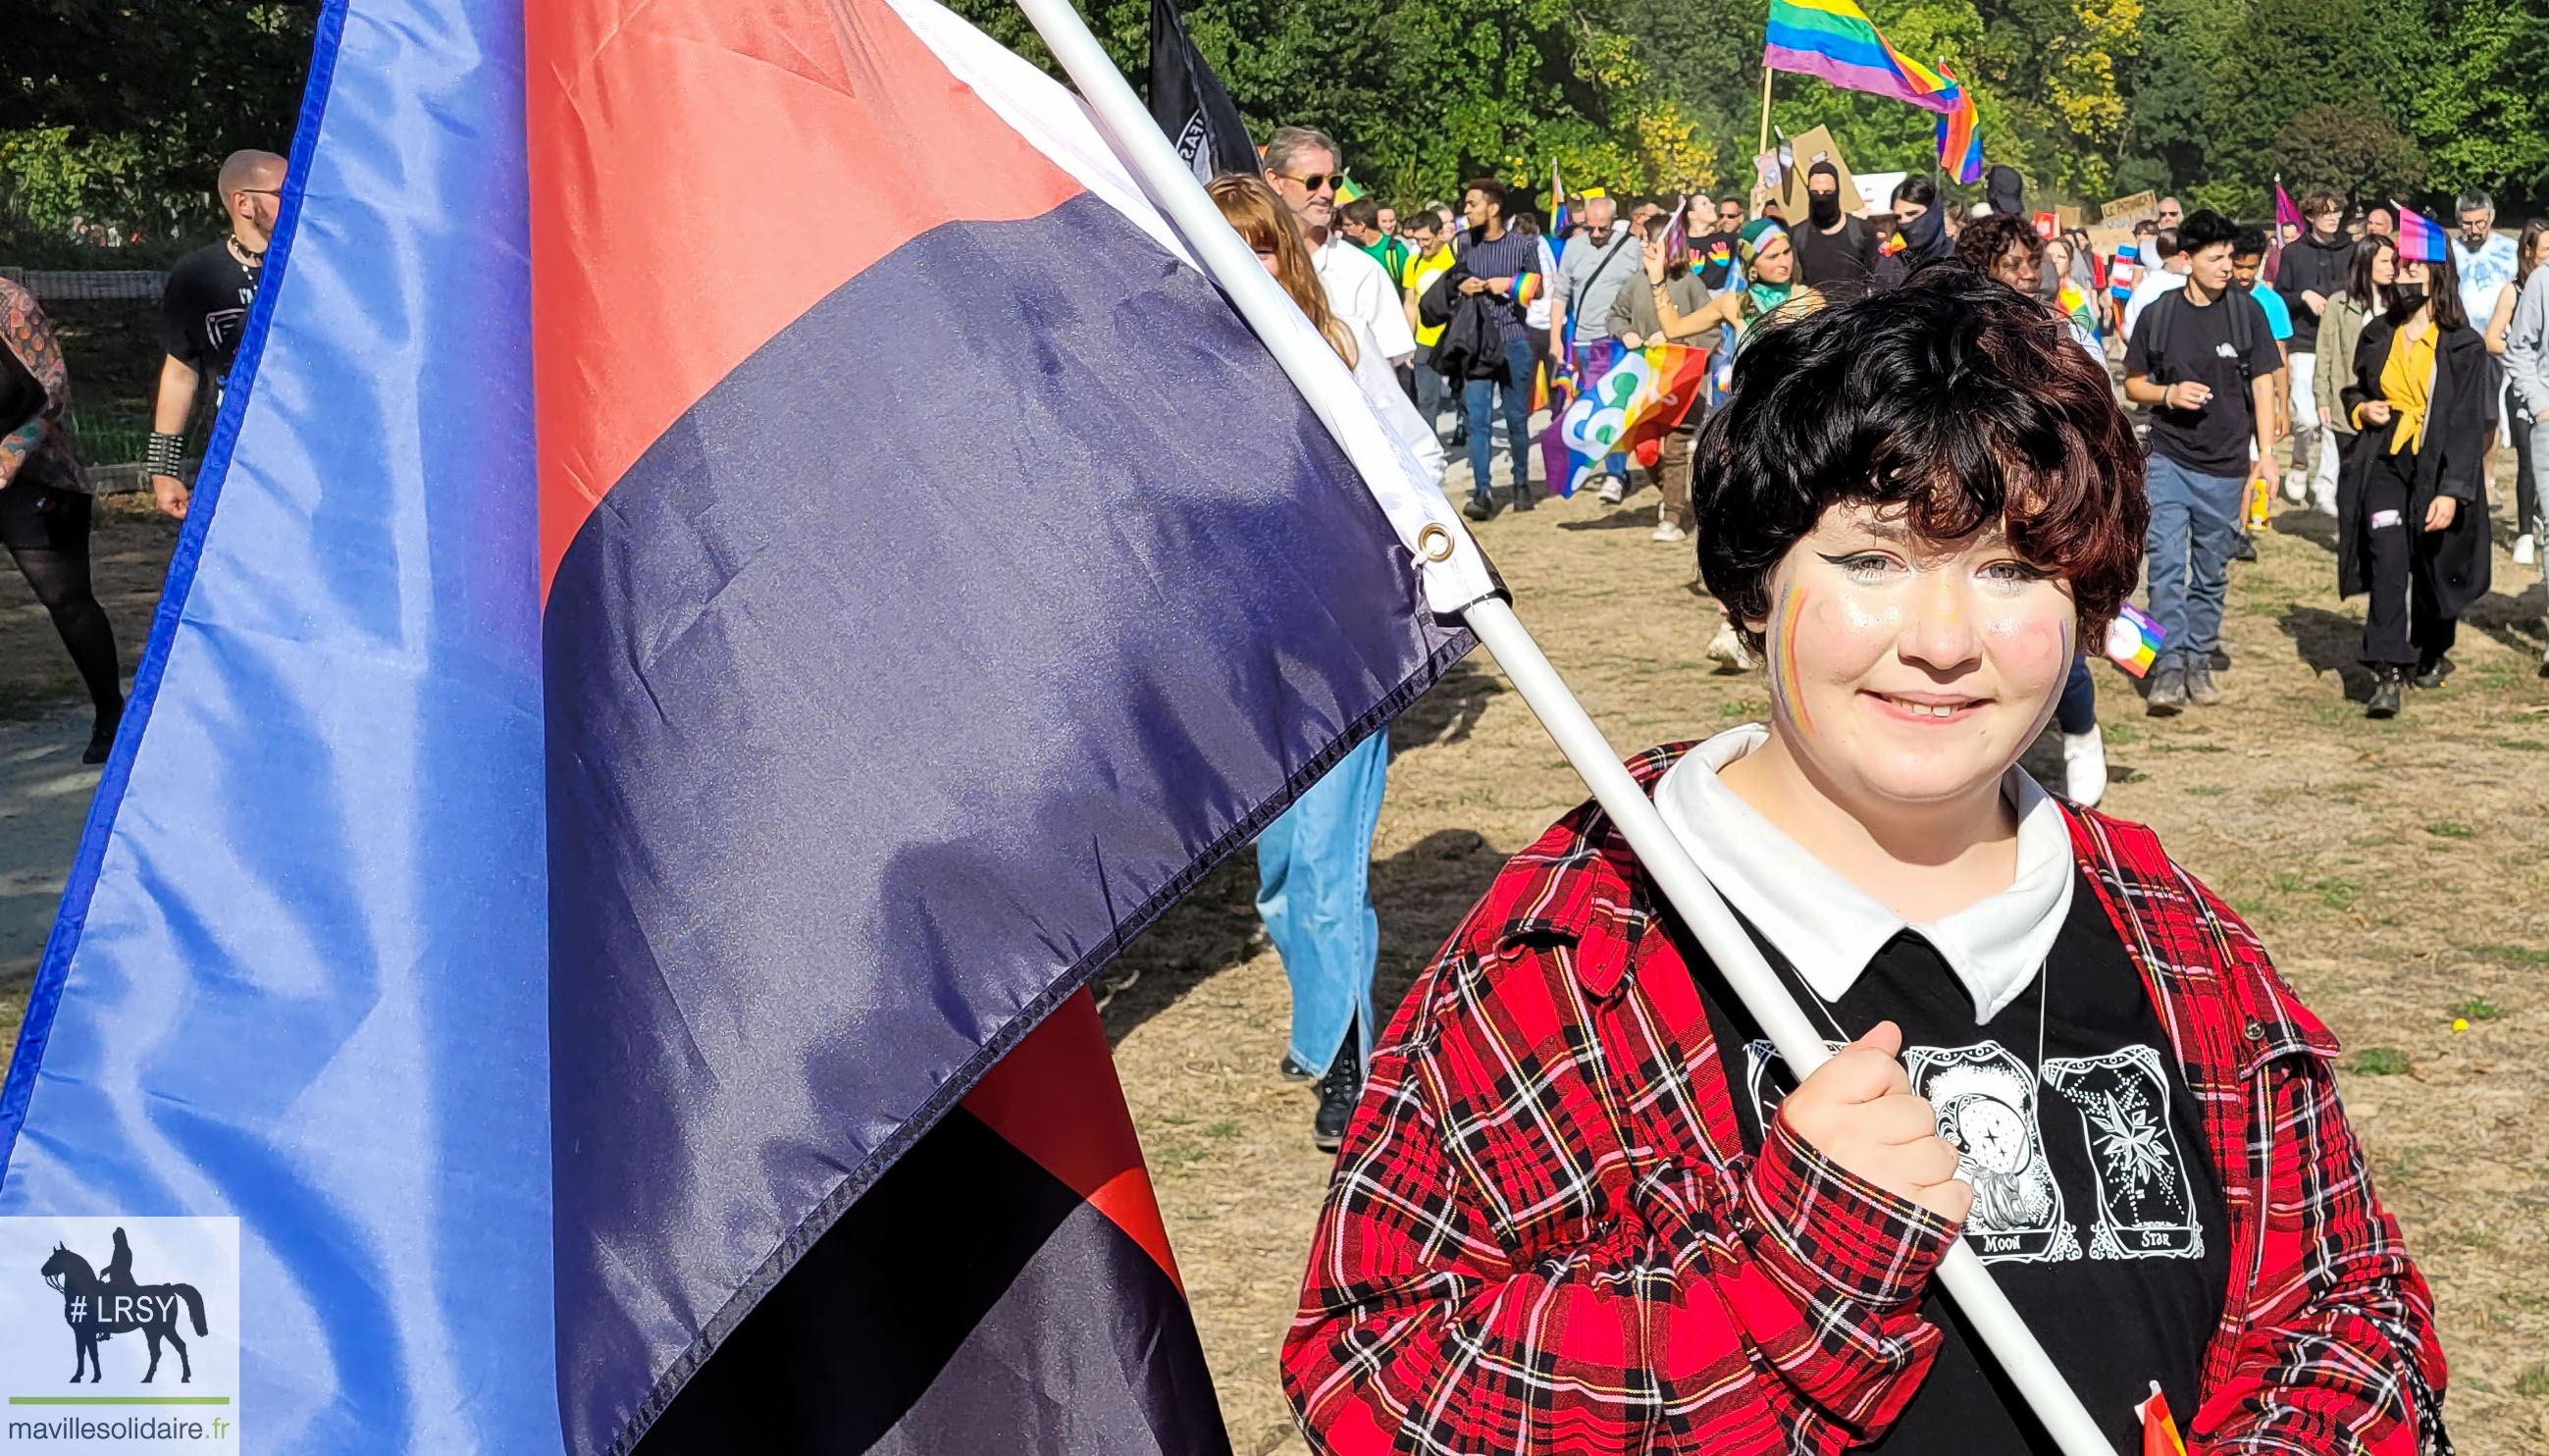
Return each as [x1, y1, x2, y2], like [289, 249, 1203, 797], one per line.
[37, 1227, 212, 1384]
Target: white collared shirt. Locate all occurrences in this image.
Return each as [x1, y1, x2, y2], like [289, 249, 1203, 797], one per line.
[1652, 725, 2075, 1023]
[1311, 234, 1417, 361]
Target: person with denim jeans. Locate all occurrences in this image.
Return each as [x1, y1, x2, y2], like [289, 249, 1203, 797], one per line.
[1256, 729, 1388, 1151]
[1451, 179, 1542, 517]
[2498, 249, 2549, 669]
[2123, 210, 2284, 714]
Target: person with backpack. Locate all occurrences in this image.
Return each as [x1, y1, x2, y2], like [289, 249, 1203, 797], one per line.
[2123, 210, 2282, 715]
[2338, 221, 2493, 717]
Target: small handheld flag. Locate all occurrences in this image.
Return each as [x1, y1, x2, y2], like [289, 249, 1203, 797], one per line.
[2136, 1381, 2189, 1456]
[2105, 602, 2167, 677]
[1661, 191, 1690, 263]
[2393, 201, 2447, 263]
[2265, 181, 2303, 283]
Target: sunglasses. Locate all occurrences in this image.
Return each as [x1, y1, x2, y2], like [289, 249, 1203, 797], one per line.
[1279, 173, 1341, 193]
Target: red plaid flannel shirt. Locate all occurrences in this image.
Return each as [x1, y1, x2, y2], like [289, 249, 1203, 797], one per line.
[1282, 744, 2446, 1455]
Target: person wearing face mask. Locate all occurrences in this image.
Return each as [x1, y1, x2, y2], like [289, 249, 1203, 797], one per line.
[1282, 269, 2448, 1456]
[2338, 223, 2493, 718]
[1787, 161, 1879, 291]
[1874, 175, 1951, 289]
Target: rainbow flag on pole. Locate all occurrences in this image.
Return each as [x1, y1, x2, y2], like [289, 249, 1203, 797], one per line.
[1538, 341, 1708, 496]
[1764, 0, 1963, 115]
[1934, 66, 1983, 182]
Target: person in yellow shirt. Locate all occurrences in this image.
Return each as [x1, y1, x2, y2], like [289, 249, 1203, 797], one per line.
[2337, 235, 2493, 717]
[1399, 210, 1461, 442]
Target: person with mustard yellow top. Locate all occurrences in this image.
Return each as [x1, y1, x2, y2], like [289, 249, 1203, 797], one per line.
[1398, 210, 1461, 443]
[2337, 227, 2493, 718]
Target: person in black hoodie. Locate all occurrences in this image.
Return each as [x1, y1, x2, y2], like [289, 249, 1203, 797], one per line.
[2274, 189, 2353, 505]
[1874, 175, 1951, 289]
[1786, 161, 1877, 291]
[2337, 234, 2492, 717]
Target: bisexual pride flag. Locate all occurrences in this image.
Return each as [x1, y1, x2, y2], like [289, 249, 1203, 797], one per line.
[0, 0, 1489, 1452]
[2394, 200, 2448, 263]
[1539, 341, 1708, 496]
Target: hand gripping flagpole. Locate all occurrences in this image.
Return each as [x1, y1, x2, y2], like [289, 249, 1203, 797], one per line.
[1010, 4, 2120, 1453]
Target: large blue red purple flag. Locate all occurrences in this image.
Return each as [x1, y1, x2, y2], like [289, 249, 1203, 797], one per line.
[0, 0, 1487, 1450]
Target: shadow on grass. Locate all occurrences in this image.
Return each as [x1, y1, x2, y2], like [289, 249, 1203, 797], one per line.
[2272, 506, 2339, 554]
[1097, 826, 1505, 1051]
[2279, 603, 2374, 701]
[1096, 662, 1512, 1048]
[1556, 499, 1669, 533]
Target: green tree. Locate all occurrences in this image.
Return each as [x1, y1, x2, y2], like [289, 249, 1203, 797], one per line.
[2275, 105, 2425, 210]
[3, 1, 316, 254]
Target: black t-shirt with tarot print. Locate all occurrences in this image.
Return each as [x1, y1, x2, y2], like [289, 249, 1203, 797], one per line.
[1685, 868, 2233, 1455]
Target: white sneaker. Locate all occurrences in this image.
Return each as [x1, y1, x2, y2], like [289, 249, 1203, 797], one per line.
[2061, 725, 2107, 807]
[1597, 476, 1627, 504]
[1651, 519, 1689, 543]
[2517, 533, 2537, 566]
[1706, 621, 1753, 673]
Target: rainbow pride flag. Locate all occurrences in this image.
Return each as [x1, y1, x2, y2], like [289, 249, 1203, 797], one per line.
[1538, 341, 1708, 496]
[2057, 279, 2100, 338]
[2104, 601, 2166, 677]
[2394, 200, 2446, 263]
[1765, 0, 1962, 115]
[1934, 66, 1983, 182]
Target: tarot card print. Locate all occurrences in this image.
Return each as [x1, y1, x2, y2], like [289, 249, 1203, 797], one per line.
[2043, 1045, 2205, 1260]
[1904, 1042, 2079, 1264]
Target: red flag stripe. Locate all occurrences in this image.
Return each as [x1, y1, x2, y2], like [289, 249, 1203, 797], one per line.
[963, 989, 1184, 1293]
[524, 0, 1084, 597]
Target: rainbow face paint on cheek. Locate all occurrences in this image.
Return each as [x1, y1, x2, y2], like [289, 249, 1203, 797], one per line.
[1771, 584, 1812, 736]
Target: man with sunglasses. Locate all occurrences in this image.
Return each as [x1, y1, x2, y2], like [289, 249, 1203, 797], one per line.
[148, 149, 286, 520]
[1264, 127, 1416, 376]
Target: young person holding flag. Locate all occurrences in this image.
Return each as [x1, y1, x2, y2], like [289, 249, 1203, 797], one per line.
[1284, 268, 2447, 1456]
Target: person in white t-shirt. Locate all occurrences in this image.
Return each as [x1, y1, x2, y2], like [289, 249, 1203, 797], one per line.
[1263, 126, 1417, 368]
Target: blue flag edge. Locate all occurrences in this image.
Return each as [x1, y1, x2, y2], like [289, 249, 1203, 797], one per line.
[607, 633, 1473, 1454]
[0, 0, 352, 1172]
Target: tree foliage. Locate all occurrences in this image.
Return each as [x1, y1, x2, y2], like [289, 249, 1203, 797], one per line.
[4, 1, 317, 258]
[7, 0, 2546, 258]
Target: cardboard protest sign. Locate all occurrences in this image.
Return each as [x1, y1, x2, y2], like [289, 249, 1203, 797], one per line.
[2101, 189, 2158, 225]
[1777, 127, 1857, 220]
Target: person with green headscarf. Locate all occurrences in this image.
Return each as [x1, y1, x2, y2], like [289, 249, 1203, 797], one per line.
[1639, 217, 1823, 352]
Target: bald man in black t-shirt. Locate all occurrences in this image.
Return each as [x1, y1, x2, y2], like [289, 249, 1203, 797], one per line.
[149, 148, 286, 520]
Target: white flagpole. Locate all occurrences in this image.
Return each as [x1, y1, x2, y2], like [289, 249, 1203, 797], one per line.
[1010, 3, 2121, 1453]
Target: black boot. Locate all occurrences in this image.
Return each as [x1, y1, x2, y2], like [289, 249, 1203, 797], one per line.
[2412, 654, 2454, 690]
[82, 704, 123, 766]
[2366, 668, 2403, 719]
[1312, 1026, 1364, 1154]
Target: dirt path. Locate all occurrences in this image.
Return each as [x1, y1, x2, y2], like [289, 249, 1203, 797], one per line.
[1101, 476, 2549, 1455]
